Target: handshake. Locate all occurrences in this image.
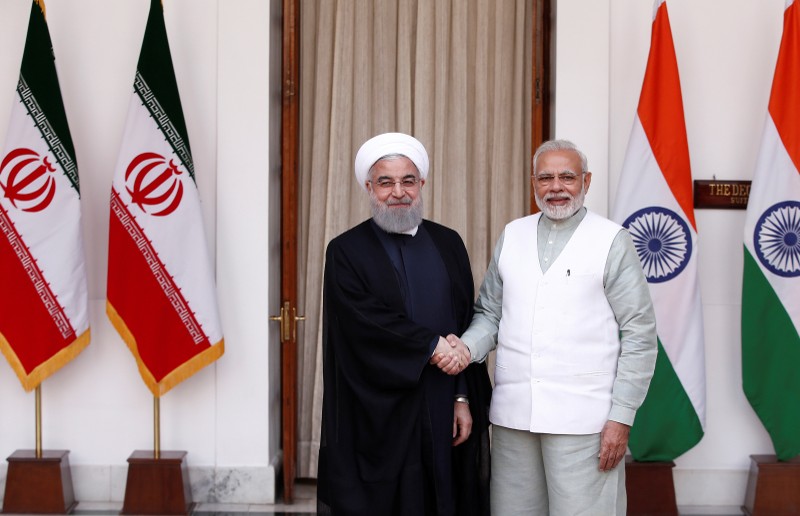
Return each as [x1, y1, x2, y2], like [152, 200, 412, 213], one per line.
[430, 334, 471, 375]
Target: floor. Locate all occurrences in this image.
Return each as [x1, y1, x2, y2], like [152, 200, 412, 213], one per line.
[65, 481, 317, 516]
[5, 483, 747, 515]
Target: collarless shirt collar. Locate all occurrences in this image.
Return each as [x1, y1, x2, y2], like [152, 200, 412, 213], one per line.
[402, 226, 419, 237]
[540, 207, 586, 231]
[538, 207, 587, 273]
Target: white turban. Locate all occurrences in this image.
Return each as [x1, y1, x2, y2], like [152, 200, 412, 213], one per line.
[354, 132, 429, 190]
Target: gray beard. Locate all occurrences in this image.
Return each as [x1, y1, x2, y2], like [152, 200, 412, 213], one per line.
[370, 195, 424, 233]
[534, 185, 585, 220]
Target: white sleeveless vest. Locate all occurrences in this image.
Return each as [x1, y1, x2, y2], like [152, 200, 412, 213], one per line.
[490, 211, 622, 434]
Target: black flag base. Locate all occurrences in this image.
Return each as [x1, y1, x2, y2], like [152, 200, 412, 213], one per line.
[121, 450, 194, 515]
[625, 456, 678, 516]
[1, 449, 77, 514]
[743, 454, 800, 515]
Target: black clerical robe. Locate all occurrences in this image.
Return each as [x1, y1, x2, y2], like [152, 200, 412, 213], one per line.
[317, 219, 491, 516]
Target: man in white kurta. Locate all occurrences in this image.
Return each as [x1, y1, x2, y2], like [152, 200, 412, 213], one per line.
[436, 140, 657, 515]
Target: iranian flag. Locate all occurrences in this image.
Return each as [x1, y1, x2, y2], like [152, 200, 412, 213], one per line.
[611, 0, 706, 461]
[107, 0, 223, 397]
[742, 0, 800, 462]
[0, 0, 90, 391]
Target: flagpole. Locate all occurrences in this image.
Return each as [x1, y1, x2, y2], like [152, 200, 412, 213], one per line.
[154, 396, 160, 459]
[35, 385, 42, 458]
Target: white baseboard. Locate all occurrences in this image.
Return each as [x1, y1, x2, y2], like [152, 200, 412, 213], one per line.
[0, 461, 279, 505]
[0, 462, 752, 509]
[674, 468, 749, 507]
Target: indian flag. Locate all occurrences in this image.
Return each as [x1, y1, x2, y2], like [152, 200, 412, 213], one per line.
[742, 0, 800, 462]
[0, 0, 90, 391]
[611, 0, 706, 461]
[107, 0, 223, 397]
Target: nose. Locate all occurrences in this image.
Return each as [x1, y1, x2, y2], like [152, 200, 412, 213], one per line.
[390, 182, 405, 196]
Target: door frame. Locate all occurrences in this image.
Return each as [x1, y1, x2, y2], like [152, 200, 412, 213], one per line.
[531, 0, 552, 212]
[278, 0, 300, 503]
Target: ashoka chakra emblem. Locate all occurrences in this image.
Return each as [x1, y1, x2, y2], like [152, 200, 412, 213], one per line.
[754, 200, 800, 278]
[622, 207, 692, 283]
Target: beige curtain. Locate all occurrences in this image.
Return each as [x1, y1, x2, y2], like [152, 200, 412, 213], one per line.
[296, 0, 533, 478]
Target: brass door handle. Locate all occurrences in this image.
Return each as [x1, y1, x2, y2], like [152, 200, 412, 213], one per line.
[269, 301, 306, 342]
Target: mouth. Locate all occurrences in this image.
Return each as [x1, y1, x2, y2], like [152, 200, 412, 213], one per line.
[545, 195, 571, 206]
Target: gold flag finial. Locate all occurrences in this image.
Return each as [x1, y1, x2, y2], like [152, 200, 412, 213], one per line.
[33, 0, 46, 18]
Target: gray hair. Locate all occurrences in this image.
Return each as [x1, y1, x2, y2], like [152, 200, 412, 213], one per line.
[368, 153, 420, 178]
[532, 139, 588, 175]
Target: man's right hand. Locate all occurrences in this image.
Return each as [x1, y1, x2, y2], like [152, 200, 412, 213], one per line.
[430, 334, 471, 375]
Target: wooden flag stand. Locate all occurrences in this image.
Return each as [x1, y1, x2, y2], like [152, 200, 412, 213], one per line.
[2, 450, 76, 514]
[120, 397, 194, 515]
[625, 456, 678, 516]
[742, 454, 800, 515]
[1, 386, 76, 514]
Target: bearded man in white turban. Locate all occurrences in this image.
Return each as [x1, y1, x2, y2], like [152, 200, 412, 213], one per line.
[317, 133, 491, 516]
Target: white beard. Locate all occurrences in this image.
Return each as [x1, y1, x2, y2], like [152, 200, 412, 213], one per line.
[370, 194, 424, 233]
[534, 184, 586, 220]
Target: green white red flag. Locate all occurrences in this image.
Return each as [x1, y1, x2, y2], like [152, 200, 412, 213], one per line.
[742, 0, 800, 461]
[107, 0, 223, 397]
[611, 0, 706, 461]
[0, 0, 90, 391]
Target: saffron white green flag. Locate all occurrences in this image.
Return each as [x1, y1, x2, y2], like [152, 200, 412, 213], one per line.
[611, 0, 705, 461]
[0, 0, 90, 391]
[742, 0, 800, 462]
[107, 0, 223, 397]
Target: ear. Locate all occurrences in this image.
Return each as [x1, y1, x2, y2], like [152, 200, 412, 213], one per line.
[583, 171, 592, 194]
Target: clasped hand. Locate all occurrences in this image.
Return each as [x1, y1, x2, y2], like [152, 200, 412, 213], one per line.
[430, 334, 471, 375]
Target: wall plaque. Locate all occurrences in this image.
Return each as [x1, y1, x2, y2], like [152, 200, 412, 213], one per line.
[693, 179, 751, 209]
